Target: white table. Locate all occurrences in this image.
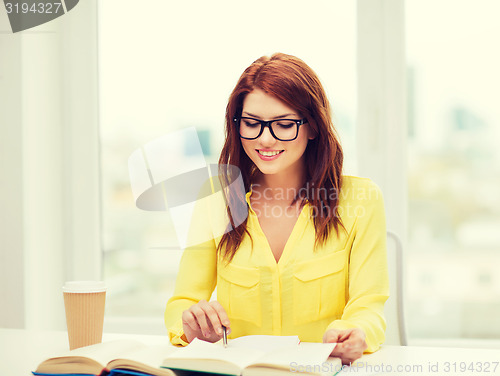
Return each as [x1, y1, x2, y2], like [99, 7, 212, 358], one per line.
[1, 328, 499, 375]
[340, 344, 500, 375]
[0, 328, 171, 375]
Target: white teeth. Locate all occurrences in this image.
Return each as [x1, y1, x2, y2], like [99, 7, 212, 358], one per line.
[258, 150, 282, 157]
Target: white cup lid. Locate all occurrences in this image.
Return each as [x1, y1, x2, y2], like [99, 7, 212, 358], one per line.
[62, 281, 107, 293]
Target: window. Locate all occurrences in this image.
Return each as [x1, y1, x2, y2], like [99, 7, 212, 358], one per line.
[98, 0, 357, 332]
[406, 0, 500, 340]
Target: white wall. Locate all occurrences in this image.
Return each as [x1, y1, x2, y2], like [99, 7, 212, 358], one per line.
[0, 13, 24, 329]
[0, 1, 100, 329]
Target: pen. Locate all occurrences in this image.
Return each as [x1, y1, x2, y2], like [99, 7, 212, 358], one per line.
[222, 325, 227, 348]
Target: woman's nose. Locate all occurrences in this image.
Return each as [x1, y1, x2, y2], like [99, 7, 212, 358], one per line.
[258, 126, 276, 145]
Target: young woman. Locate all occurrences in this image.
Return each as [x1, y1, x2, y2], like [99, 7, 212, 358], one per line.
[164, 53, 389, 364]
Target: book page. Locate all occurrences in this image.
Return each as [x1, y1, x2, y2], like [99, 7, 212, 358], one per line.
[163, 335, 301, 371]
[108, 344, 178, 376]
[163, 338, 265, 371]
[246, 342, 338, 373]
[161, 336, 335, 376]
[228, 335, 300, 352]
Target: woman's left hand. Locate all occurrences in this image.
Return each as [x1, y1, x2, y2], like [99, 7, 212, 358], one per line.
[323, 328, 368, 365]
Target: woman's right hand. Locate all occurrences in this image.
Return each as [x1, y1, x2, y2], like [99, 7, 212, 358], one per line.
[182, 300, 231, 343]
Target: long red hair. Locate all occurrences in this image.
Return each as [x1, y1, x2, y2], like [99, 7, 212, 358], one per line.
[217, 53, 344, 262]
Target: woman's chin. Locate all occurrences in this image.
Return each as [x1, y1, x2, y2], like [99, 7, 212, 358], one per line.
[254, 165, 281, 176]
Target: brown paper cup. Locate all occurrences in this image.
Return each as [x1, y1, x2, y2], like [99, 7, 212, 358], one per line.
[63, 281, 106, 350]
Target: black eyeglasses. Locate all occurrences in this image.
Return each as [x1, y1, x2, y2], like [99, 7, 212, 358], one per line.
[233, 116, 308, 141]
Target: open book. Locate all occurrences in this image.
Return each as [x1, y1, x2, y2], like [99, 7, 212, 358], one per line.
[33, 339, 177, 376]
[160, 335, 340, 376]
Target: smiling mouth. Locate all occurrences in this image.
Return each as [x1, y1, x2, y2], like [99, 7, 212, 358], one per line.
[257, 150, 284, 157]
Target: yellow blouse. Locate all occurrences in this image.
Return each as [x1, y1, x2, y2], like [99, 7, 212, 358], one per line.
[164, 176, 389, 353]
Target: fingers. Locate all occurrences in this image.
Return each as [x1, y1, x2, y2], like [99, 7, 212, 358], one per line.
[332, 339, 366, 364]
[324, 328, 368, 365]
[182, 300, 231, 343]
[181, 309, 204, 342]
[209, 300, 231, 332]
[323, 329, 342, 343]
[198, 300, 230, 337]
[191, 302, 213, 338]
[181, 309, 198, 332]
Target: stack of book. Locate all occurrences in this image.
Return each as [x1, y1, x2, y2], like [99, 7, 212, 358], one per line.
[33, 335, 341, 376]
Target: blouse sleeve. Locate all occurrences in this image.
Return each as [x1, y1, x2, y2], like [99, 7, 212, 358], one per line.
[164, 239, 217, 346]
[325, 179, 390, 353]
[164, 178, 222, 346]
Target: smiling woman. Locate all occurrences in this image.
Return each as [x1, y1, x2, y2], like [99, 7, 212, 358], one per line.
[98, 0, 357, 335]
[164, 53, 388, 365]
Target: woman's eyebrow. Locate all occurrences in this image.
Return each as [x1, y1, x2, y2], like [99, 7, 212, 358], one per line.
[242, 111, 298, 119]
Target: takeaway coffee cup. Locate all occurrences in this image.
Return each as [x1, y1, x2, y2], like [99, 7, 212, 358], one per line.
[62, 281, 106, 350]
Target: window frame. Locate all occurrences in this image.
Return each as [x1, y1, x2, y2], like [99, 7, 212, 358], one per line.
[356, 0, 408, 244]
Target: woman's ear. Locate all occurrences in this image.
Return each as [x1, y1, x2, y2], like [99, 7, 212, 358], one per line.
[307, 121, 318, 140]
